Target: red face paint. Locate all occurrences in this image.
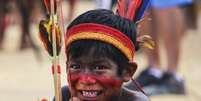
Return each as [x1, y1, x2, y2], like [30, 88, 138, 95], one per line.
[68, 73, 123, 88]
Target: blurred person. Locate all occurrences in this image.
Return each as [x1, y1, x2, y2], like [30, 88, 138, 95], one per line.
[0, 0, 11, 49]
[95, 0, 112, 10]
[0, 0, 40, 51]
[16, 0, 39, 51]
[0, 0, 41, 62]
[134, 0, 193, 95]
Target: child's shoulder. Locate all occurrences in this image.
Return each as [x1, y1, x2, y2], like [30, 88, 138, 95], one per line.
[61, 86, 71, 101]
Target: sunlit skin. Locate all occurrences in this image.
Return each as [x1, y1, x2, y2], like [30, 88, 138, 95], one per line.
[66, 49, 133, 101]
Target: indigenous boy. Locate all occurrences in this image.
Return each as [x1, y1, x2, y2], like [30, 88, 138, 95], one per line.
[61, 0, 151, 101]
[39, 0, 151, 100]
[63, 10, 149, 101]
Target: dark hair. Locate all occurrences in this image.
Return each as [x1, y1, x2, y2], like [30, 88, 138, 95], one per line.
[66, 9, 139, 75]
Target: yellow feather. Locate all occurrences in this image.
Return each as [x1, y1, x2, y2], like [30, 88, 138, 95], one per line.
[138, 35, 155, 50]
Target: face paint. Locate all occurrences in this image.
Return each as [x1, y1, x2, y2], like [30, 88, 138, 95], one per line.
[66, 51, 125, 100]
[68, 73, 122, 88]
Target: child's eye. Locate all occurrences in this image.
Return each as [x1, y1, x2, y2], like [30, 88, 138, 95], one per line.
[94, 65, 108, 70]
[70, 64, 81, 70]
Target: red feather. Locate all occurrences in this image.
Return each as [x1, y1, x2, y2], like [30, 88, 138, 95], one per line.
[127, 0, 142, 20]
[117, 0, 126, 17]
[43, 0, 50, 14]
[42, 0, 57, 15]
[116, 0, 143, 21]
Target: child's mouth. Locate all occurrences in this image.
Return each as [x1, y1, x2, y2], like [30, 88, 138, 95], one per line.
[79, 90, 102, 98]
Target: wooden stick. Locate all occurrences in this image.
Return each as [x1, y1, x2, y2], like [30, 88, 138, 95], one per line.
[50, 0, 62, 101]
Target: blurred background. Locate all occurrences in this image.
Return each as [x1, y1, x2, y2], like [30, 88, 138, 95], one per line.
[0, 0, 201, 101]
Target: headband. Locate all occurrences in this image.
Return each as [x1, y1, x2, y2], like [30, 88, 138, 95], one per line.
[65, 23, 135, 61]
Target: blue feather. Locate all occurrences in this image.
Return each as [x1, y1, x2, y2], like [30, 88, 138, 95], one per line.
[135, 0, 150, 22]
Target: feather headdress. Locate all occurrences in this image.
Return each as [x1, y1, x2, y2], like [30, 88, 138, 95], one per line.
[117, 0, 150, 22]
[117, 0, 154, 49]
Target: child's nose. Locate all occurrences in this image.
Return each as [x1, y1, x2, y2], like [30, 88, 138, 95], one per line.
[78, 75, 96, 85]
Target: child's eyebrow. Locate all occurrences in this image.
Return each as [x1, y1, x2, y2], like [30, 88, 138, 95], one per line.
[91, 60, 106, 64]
[69, 57, 113, 65]
[90, 59, 112, 66]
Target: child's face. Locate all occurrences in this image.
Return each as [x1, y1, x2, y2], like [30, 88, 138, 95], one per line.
[66, 49, 125, 101]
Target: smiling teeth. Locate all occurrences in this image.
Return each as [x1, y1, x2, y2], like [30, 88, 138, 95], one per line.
[82, 91, 98, 98]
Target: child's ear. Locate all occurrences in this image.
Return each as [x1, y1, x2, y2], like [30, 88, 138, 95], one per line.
[122, 62, 137, 82]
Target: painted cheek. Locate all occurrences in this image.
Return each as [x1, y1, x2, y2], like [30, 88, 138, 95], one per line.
[67, 73, 79, 96]
[94, 76, 123, 88]
[67, 73, 80, 86]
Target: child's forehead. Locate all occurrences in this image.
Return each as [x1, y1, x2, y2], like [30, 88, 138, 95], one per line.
[68, 45, 110, 59]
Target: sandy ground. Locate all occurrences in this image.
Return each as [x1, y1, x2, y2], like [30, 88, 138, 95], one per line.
[0, 1, 201, 101]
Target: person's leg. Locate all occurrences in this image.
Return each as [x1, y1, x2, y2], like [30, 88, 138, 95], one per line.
[136, 8, 163, 87]
[144, 7, 186, 95]
[17, 0, 30, 49]
[0, 9, 5, 49]
[136, 6, 185, 89]
[146, 9, 161, 70]
[0, 0, 9, 49]
[134, 5, 187, 95]
[159, 7, 185, 73]
[17, 0, 38, 50]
